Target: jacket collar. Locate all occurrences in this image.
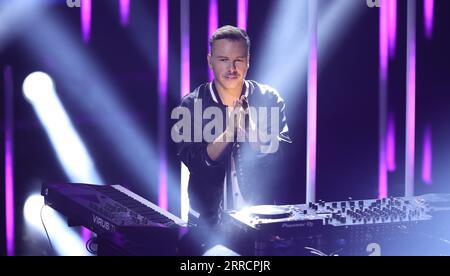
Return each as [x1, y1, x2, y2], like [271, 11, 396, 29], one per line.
[209, 80, 250, 105]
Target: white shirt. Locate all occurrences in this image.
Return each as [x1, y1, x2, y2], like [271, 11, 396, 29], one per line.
[223, 152, 247, 211]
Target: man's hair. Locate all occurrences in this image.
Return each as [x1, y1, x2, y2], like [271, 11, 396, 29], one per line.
[209, 25, 251, 56]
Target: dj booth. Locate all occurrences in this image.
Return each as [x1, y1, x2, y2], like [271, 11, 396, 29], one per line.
[41, 182, 450, 256]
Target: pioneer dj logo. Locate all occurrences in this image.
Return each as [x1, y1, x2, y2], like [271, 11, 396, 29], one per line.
[281, 222, 314, 228]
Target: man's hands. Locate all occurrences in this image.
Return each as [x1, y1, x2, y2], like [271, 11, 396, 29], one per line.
[207, 95, 264, 162]
[227, 96, 262, 153]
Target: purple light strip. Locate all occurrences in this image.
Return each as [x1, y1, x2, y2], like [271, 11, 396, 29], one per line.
[378, 0, 389, 199]
[405, 0, 416, 197]
[388, 0, 397, 58]
[119, 0, 130, 27]
[81, 0, 92, 43]
[380, 0, 389, 80]
[4, 66, 14, 256]
[386, 113, 396, 172]
[424, 0, 434, 39]
[158, 0, 169, 210]
[306, 0, 318, 203]
[181, 0, 190, 97]
[208, 0, 218, 81]
[237, 0, 248, 30]
[422, 126, 432, 185]
[180, 0, 190, 222]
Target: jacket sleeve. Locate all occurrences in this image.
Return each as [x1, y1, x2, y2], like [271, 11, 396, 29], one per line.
[175, 96, 229, 174]
[244, 89, 292, 167]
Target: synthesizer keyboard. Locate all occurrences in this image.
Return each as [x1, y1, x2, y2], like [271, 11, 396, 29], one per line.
[41, 182, 188, 255]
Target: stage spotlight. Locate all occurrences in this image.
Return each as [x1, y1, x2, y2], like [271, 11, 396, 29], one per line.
[22, 71, 103, 184]
[22, 71, 54, 104]
[23, 194, 90, 256]
[23, 15, 180, 209]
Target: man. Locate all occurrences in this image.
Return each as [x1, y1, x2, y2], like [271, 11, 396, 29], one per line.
[174, 25, 291, 229]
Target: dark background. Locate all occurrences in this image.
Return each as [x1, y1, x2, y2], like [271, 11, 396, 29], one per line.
[1, 0, 449, 255]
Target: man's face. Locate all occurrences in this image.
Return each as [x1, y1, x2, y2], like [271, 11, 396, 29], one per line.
[208, 39, 249, 93]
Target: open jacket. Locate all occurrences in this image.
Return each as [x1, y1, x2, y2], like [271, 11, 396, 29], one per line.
[175, 80, 292, 227]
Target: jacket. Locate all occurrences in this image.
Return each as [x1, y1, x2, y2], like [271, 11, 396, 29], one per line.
[175, 80, 292, 226]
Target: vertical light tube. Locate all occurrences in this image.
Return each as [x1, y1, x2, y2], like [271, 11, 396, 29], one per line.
[180, 0, 191, 222]
[387, 113, 396, 172]
[424, 0, 434, 39]
[422, 126, 432, 185]
[306, 0, 318, 204]
[208, 0, 218, 81]
[378, 0, 389, 199]
[158, 0, 169, 210]
[81, 0, 92, 43]
[119, 0, 130, 27]
[4, 66, 14, 256]
[388, 0, 397, 58]
[405, 0, 416, 197]
[237, 0, 248, 30]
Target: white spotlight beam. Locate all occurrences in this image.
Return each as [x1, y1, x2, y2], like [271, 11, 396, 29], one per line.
[23, 72, 103, 184]
[23, 71, 102, 256]
[0, 0, 50, 52]
[22, 14, 180, 206]
[255, 0, 364, 104]
[24, 195, 90, 256]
